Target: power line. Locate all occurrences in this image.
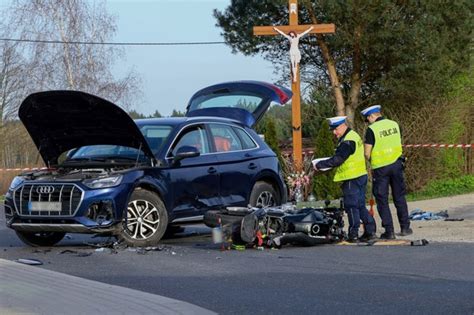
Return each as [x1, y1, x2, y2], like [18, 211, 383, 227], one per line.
[0, 37, 226, 46]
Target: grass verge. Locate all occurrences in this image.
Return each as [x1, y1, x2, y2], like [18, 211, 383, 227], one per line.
[407, 175, 474, 201]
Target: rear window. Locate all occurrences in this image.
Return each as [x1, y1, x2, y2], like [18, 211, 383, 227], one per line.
[188, 93, 261, 112]
[233, 127, 257, 149]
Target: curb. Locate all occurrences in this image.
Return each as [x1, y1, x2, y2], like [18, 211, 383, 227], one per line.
[0, 258, 216, 315]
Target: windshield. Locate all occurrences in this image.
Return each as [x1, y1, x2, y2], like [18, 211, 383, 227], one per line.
[67, 145, 149, 163]
[65, 124, 173, 163]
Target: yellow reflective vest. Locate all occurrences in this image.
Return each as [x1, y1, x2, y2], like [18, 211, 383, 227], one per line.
[368, 119, 403, 169]
[334, 130, 367, 182]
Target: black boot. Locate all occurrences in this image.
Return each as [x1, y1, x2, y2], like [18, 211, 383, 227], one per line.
[380, 231, 396, 240]
[360, 233, 376, 242]
[400, 227, 413, 236]
[346, 234, 359, 243]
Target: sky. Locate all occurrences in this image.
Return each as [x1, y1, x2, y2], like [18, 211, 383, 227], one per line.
[107, 0, 278, 116]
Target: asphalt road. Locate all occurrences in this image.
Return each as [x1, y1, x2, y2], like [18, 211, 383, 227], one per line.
[1, 205, 473, 314]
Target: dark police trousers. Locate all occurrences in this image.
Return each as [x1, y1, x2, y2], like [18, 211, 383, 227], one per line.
[372, 158, 410, 233]
[342, 174, 376, 237]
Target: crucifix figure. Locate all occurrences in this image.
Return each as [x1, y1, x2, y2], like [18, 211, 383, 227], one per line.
[253, 0, 335, 170]
[274, 26, 314, 82]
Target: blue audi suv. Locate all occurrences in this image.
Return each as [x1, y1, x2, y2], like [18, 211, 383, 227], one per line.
[3, 81, 291, 246]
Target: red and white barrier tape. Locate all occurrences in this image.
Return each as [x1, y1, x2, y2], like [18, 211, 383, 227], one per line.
[282, 144, 473, 156]
[0, 144, 472, 171]
[402, 144, 472, 148]
[0, 167, 48, 172]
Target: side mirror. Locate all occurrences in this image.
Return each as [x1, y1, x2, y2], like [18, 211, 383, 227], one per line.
[173, 145, 200, 164]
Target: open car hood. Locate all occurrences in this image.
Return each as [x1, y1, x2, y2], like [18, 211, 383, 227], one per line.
[19, 90, 155, 166]
[185, 81, 292, 128]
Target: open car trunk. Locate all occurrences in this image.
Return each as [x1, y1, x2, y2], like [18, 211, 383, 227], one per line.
[185, 81, 292, 128]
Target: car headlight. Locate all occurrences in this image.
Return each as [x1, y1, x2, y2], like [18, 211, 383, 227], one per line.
[83, 175, 123, 189]
[10, 176, 24, 190]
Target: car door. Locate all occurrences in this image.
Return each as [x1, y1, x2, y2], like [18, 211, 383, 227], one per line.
[167, 124, 221, 217]
[208, 123, 260, 207]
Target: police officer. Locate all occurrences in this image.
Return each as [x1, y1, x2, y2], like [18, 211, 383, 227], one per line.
[314, 116, 376, 242]
[361, 105, 412, 239]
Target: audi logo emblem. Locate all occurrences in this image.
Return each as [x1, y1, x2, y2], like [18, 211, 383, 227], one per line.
[36, 186, 55, 194]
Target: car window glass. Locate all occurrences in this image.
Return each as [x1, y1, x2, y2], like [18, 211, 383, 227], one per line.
[233, 127, 257, 149]
[66, 145, 149, 163]
[189, 93, 261, 112]
[171, 126, 210, 155]
[140, 125, 173, 156]
[71, 145, 140, 157]
[209, 124, 243, 152]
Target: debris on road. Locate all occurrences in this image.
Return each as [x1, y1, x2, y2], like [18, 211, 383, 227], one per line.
[409, 209, 449, 221]
[76, 252, 92, 257]
[16, 258, 43, 265]
[58, 249, 94, 257]
[59, 249, 78, 255]
[337, 239, 430, 246]
[86, 240, 174, 255]
[410, 239, 429, 246]
[95, 247, 114, 254]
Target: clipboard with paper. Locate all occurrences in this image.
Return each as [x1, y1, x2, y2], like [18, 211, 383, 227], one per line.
[312, 157, 332, 171]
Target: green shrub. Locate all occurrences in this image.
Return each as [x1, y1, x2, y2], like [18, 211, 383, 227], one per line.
[312, 120, 341, 200]
[264, 118, 280, 155]
[407, 175, 474, 200]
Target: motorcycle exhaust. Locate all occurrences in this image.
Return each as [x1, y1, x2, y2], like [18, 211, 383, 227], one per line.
[311, 224, 321, 235]
[292, 223, 321, 236]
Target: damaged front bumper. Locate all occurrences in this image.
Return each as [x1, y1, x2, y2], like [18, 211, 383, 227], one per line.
[3, 184, 127, 235]
[9, 222, 117, 233]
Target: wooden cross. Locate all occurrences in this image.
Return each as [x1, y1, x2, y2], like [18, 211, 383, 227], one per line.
[253, 0, 335, 170]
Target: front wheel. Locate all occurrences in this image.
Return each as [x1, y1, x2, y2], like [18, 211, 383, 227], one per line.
[249, 181, 281, 208]
[118, 189, 168, 247]
[15, 231, 65, 247]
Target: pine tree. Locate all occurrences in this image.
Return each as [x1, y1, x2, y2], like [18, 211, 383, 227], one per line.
[128, 110, 146, 119]
[312, 120, 341, 200]
[264, 118, 283, 164]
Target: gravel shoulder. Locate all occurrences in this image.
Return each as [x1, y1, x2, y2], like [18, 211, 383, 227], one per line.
[372, 193, 474, 243]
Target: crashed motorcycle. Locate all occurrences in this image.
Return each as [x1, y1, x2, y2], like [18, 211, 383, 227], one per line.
[204, 203, 345, 248]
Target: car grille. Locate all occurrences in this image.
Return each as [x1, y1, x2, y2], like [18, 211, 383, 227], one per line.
[13, 184, 84, 217]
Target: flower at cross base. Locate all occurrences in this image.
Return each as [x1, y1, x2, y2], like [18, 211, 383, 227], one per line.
[286, 171, 312, 201]
[281, 153, 315, 201]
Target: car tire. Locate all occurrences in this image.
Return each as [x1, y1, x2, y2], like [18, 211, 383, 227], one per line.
[118, 189, 168, 247]
[15, 231, 65, 247]
[249, 181, 281, 207]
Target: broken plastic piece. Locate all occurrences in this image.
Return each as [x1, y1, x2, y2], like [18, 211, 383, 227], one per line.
[410, 239, 429, 246]
[16, 258, 43, 265]
[232, 244, 245, 251]
[212, 227, 223, 244]
[76, 252, 92, 257]
[59, 249, 77, 254]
